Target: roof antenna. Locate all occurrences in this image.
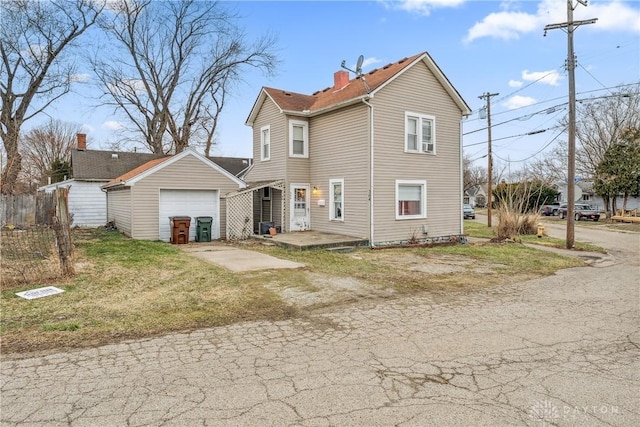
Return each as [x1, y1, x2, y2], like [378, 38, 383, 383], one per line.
[341, 54, 371, 94]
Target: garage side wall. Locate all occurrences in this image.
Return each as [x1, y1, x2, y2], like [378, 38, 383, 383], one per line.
[130, 155, 242, 240]
[106, 188, 132, 236]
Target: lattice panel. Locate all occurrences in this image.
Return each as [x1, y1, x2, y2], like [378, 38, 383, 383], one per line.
[226, 180, 285, 240]
[226, 192, 253, 240]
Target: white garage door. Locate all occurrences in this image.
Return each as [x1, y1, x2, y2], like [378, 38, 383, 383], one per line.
[159, 189, 219, 242]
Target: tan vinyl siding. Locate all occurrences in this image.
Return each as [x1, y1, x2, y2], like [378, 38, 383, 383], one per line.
[308, 103, 370, 238]
[285, 116, 310, 184]
[130, 155, 241, 240]
[106, 188, 132, 236]
[371, 62, 464, 244]
[245, 99, 287, 182]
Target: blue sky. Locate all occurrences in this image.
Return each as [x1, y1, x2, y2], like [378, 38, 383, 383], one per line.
[54, 0, 639, 171]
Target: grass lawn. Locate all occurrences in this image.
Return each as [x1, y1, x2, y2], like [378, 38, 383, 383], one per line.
[1, 228, 585, 356]
[463, 220, 607, 253]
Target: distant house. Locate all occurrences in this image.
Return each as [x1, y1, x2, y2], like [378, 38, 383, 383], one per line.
[102, 149, 246, 241]
[38, 134, 163, 227]
[229, 52, 471, 246]
[556, 180, 640, 212]
[464, 185, 488, 208]
[38, 134, 252, 228]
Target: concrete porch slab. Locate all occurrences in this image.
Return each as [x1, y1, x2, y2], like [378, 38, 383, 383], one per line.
[251, 231, 369, 251]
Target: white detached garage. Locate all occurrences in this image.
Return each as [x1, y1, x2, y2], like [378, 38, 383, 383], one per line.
[102, 149, 246, 241]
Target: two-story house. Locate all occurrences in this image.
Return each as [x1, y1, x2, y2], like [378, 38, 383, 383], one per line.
[240, 52, 470, 247]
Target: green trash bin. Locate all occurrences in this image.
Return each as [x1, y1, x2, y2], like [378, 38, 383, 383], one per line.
[195, 216, 213, 242]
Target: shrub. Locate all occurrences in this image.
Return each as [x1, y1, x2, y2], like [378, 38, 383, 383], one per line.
[493, 181, 543, 240]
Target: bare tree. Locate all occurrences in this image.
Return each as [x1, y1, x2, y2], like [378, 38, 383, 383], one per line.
[463, 154, 487, 192]
[572, 86, 640, 179]
[92, 0, 278, 155]
[21, 119, 82, 187]
[0, 0, 103, 194]
[520, 142, 567, 184]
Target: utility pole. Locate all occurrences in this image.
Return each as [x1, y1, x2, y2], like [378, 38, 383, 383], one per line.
[544, 0, 596, 249]
[479, 92, 499, 227]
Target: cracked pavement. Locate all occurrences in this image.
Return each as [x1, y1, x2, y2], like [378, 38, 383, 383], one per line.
[1, 225, 638, 426]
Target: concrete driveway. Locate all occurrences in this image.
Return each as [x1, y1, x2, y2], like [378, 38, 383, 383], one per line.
[180, 243, 305, 272]
[1, 227, 638, 426]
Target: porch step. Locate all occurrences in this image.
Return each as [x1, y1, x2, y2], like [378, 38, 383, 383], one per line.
[326, 246, 356, 253]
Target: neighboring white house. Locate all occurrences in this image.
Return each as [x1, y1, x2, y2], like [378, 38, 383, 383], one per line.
[38, 134, 252, 228]
[464, 185, 488, 208]
[556, 180, 640, 212]
[38, 135, 163, 227]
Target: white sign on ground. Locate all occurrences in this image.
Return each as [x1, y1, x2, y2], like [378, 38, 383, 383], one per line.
[16, 286, 65, 300]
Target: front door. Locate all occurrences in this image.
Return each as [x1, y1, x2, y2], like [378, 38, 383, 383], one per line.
[290, 184, 310, 231]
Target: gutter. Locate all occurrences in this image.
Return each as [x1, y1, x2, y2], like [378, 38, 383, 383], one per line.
[362, 96, 375, 248]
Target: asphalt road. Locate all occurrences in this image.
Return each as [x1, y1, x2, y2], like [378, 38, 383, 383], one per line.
[1, 225, 638, 426]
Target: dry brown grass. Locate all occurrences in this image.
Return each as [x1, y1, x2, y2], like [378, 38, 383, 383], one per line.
[1, 228, 62, 287]
[1, 230, 296, 356]
[1, 228, 585, 357]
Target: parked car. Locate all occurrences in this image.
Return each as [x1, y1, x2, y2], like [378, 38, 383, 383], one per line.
[463, 204, 476, 219]
[539, 202, 561, 216]
[557, 203, 600, 221]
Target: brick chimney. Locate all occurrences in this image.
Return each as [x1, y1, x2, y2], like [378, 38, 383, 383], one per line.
[77, 133, 87, 150]
[334, 70, 349, 90]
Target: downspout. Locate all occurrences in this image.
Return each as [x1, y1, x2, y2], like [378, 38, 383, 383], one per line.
[101, 186, 108, 227]
[362, 96, 375, 248]
[459, 117, 464, 237]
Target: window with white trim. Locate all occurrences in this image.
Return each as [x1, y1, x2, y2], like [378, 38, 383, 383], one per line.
[289, 120, 309, 158]
[329, 179, 344, 221]
[405, 113, 435, 154]
[260, 125, 270, 161]
[396, 180, 427, 219]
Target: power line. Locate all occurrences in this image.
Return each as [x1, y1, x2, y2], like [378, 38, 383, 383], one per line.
[465, 82, 638, 123]
[493, 129, 566, 163]
[463, 87, 638, 136]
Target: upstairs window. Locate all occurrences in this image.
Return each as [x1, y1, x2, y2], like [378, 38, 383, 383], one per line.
[405, 113, 435, 154]
[329, 179, 344, 221]
[260, 125, 270, 161]
[289, 120, 309, 158]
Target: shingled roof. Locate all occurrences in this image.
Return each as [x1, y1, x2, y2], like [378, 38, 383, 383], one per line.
[207, 156, 252, 177]
[246, 52, 470, 125]
[102, 156, 171, 188]
[71, 149, 164, 180]
[71, 149, 252, 181]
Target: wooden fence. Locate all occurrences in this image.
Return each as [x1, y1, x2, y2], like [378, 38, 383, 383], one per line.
[0, 193, 56, 227]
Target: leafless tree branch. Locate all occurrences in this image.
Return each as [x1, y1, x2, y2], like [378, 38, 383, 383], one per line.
[92, 0, 278, 155]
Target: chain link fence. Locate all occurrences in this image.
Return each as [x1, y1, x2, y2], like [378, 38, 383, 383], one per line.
[1, 227, 61, 288]
[1, 191, 71, 289]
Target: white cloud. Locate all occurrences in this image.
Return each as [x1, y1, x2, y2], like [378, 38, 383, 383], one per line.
[382, 0, 466, 16]
[103, 121, 124, 131]
[504, 95, 536, 109]
[509, 80, 523, 88]
[108, 78, 146, 96]
[23, 44, 47, 61]
[362, 56, 382, 69]
[81, 124, 94, 133]
[522, 69, 562, 86]
[465, 10, 540, 42]
[70, 73, 90, 83]
[465, 0, 640, 42]
[585, 0, 640, 32]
